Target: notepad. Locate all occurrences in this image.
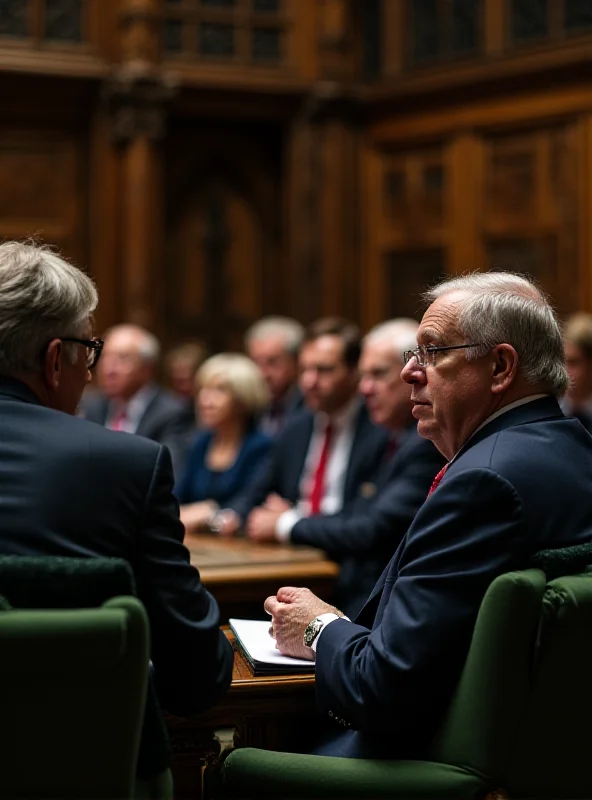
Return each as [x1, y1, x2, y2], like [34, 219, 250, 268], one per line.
[229, 618, 316, 676]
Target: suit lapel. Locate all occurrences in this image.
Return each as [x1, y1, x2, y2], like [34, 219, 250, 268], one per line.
[286, 413, 314, 498]
[355, 399, 564, 628]
[343, 405, 378, 499]
[454, 395, 564, 461]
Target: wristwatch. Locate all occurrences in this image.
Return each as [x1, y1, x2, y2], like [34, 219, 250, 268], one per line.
[303, 617, 324, 649]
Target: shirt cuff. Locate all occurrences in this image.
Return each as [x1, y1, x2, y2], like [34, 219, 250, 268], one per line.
[275, 508, 303, 541]
[311, 612, 350, 653]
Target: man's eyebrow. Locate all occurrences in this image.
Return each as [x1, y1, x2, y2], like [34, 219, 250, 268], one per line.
[417, 327, 445, 344]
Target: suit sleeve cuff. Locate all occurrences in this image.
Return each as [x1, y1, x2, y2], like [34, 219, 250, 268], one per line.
[275, 508, 303, 541]
[311, 612, 350, 653]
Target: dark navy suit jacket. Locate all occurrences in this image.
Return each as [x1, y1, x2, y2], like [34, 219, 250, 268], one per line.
[80, 387, 195, 476]
[0, 378, 233, 718]
[229, 403, 388, 524]
[313, 397, 592, 758]
[291, 425, 446, 617]
[175, 428, 272, 507]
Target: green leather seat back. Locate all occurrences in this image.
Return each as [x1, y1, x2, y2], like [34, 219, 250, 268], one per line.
[0, 595, 149, 799]
[506, 573, 592, 798]
[430, 569, 547, 780]
[0, 555, 172, 782]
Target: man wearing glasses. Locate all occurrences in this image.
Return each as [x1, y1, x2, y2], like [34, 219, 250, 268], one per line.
[266, 271, 592, 760]
[0, 241, 233, 719]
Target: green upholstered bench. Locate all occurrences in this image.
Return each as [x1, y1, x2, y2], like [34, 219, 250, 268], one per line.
[212, 558, 592, 799]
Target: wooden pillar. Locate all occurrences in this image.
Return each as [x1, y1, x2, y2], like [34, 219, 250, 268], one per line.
[284, 84, 361, 324]
[448, 132, 484, 276]
[577, 114, 592, 311]
[284, 0, 360, 324]
[103, 0, 176, 334]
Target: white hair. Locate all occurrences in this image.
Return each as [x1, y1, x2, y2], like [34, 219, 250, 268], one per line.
[0, 241, 98, 374]
[364, 318, 419, 363]
[424, 272, 568, 395]
[245, 316, 305, 357]
[197, 352, 270, 416]
[103, 324, 161, 364]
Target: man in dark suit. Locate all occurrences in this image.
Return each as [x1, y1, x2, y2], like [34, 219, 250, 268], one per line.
[266, 271, 592, 760]
[80, 324, 194, 475]
[246, 318, 445, 618]
[214, 318, 387, 539]
[245, 316, 305, 437]
[0, 241, 233, 719]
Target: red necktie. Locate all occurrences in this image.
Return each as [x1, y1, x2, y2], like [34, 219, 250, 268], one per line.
[109, 406, 127, 432]
[384, 436, 398, 462]
[427, 463, 449, 498]
[309, 422, 334, 515]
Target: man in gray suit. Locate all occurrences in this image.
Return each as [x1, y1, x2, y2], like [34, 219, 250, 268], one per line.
[80, 324, 194, 474]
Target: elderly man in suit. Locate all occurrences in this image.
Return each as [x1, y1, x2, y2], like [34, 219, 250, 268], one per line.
[245, 316, 305, 437]
[80, 324, 194, 474]
[245, 318, 445, 618]
[212, 317, 387, 538]
[0, 241, 232, 722]
[266, 271, 592, 760]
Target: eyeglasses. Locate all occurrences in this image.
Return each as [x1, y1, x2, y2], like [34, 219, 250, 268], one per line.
[403, 343, 482, 368]
[61, 337, 104, 370]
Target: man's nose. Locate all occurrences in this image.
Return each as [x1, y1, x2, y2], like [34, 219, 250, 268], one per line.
[400, 359, 425, 385]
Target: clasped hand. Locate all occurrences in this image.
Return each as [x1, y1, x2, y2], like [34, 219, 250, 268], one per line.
[264, 586, 341, 661]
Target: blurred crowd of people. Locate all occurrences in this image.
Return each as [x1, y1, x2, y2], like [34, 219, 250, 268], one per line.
[78, 307, 592, 617]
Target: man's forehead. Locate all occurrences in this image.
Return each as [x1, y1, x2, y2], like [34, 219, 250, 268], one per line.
[104, 330, 141, 352]
[418, 293, 465, 340]
[361, 338, 397, 365]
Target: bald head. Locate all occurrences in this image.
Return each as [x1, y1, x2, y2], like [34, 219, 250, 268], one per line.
[98, 324, 161, 401]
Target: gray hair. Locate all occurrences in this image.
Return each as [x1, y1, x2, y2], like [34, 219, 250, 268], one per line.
[362, 317, 419, 361]
[0, 241, 98, 374]
[103, 324, 161, 364]
[424, 272, 568, 396]
[364, 318, 419, 363]
[245, 316, 305, 357]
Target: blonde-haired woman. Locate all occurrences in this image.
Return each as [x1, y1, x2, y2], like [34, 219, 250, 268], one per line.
[176, 353, 271, 534]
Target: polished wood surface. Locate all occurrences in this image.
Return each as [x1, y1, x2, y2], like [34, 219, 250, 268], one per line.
[187, 533, 339, 622]
[168, 628, 317, 800]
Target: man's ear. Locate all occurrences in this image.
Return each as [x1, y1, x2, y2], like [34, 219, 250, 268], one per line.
[43, 339, 64, 390]
[491, 344, 518, 395]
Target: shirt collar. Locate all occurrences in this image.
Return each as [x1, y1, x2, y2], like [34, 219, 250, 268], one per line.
[449, 393, 549, 465]
[112, 383, 158, 423]
[315, 394, 361, 432]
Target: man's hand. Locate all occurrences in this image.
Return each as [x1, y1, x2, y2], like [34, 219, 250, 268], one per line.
[180, 500, 218, 534]
[264, 586, 342, 660]
[246, 506, 283, 542]
[264, 493, 292, 513]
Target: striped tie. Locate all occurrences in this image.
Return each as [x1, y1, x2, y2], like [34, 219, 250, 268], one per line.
[427, 463, 449, 498]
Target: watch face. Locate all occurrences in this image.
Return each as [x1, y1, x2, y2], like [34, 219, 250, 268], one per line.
[303, 617, 323, 648]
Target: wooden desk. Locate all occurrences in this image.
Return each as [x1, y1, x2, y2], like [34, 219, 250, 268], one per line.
[168, 629, 317, 799]
[187, 534, 339, 621]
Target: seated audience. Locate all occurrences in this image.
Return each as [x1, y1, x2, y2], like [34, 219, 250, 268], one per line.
[164, 339, 208, 406]
[250, 318, 445, 617]
[176, 353, 272, 535]
[266, 272, 592, 761]
[79, 324, 194, 474]
[213, 318, 387, 537]
[562, 312, 592, 432]
[245, 316, 305, 436]
[0, 241, 233, 720]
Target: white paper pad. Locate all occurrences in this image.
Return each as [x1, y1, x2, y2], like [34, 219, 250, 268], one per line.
[229, 618, 315, 669]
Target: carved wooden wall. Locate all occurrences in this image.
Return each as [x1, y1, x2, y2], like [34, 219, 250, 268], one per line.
[2, 0, 592, 349]
[164, 120, 282, 351]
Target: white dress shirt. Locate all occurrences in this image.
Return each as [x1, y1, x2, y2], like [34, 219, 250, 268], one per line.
[106, 384, 158, 434]
[275, 396, 361, 541]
